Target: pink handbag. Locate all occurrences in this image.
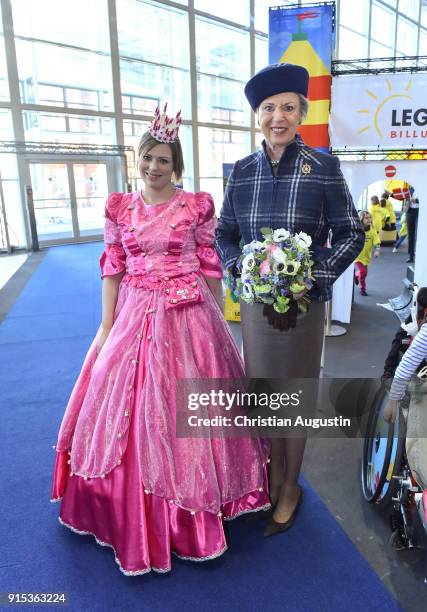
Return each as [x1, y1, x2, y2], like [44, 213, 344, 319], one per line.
[164, 277, 204, 309]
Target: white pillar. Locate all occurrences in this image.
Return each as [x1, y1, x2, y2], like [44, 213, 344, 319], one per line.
[414, 197, 427, 287]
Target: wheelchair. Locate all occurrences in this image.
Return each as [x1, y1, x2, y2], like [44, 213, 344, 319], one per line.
[361, 383, 427, 583]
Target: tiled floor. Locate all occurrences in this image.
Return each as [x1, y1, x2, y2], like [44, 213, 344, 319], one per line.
[0, 253, 28, 291]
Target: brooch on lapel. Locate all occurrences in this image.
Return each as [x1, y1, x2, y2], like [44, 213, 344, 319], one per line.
[301, 163, 311, 175]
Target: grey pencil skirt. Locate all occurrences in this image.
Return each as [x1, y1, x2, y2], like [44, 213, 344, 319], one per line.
[239, 301, 325, 379]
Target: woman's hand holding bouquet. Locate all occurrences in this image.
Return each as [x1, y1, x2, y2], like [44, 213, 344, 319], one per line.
[228, 228, 314, 331]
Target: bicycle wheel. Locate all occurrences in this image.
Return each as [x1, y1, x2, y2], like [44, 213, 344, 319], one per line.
[361, 386, 406, 508]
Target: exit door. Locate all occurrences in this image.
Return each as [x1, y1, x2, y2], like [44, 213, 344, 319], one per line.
[28, 159, 113, 245]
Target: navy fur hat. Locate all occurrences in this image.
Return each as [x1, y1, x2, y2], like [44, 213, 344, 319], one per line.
[244, 63, 309, 111]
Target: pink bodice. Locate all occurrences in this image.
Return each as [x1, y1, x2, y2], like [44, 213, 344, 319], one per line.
[100, 189, 222, 281]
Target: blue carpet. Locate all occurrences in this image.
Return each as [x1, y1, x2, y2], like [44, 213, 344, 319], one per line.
[0, 244, 400, 611]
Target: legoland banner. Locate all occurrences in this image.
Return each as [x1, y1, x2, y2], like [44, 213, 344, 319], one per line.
[330, 73, 427, 148]
[269, 3, 335, 153]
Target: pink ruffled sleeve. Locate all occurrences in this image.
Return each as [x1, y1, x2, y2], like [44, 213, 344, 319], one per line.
[194, 192, 223, 279]
[100, 193, 126, 278]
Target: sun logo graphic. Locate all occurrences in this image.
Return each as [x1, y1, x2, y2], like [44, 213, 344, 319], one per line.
[356, 78, 427, 141]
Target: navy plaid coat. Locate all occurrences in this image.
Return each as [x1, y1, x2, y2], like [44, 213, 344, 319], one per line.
[215, 135, 365, 302]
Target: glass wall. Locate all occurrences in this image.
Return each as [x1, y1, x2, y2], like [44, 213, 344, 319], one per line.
[196, 17, 250, 126]
[22, 111, 114, 144]
[195, 0, 250, 26]
[15, 41, 113, 111]
[255, 0, 280, 34]
[338, 0, 426, 59]
[0, 110, 26, 249]
[370, 1, 396, 57]
[12, 0, 111, 51]
[2, 0, 427, 248]
[117, 0, 191, 119]
[198, 127, 250, 206]
[11, 0, 113, 123]
[0, 3, 8, 102]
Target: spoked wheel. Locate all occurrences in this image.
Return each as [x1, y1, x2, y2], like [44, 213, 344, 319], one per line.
[361, 386, 406, 509]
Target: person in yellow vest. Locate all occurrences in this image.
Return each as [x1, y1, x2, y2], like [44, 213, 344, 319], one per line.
[354, 210, 381, 296]
[380, 198, 390, 228]
[382, 191, 396, 228]
[369, 195, 386, 235]
[393, 211, 407, 252]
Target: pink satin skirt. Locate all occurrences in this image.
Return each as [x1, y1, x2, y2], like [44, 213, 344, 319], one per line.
[52, 410, 270, 576]
[52, 279, 270, 575]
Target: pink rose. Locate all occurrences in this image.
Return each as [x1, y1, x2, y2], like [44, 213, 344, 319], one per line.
[260, 259, 271, 276]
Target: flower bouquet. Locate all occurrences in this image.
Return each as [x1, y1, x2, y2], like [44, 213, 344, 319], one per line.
[228, 228, 314, 314]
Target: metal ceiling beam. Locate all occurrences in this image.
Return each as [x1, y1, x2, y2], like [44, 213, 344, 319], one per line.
[332, 55, 427, 75]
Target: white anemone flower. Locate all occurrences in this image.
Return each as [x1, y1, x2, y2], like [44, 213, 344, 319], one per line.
[295, 232, 312, 248]
[271, 249, 286, 265]
[252, 240, 267, 253]
[241, 254, 255, 272]
[242, 241, 256, 255]
[242, 282, 254, 302]
[285, 260, 300, 276]
[272, 260, 287, 275]
[273, 229, 290, 243]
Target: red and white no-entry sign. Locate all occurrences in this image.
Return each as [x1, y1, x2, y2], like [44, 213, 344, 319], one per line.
[384, 165, 396, 177]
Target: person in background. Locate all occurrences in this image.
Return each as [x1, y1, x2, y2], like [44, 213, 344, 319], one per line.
[384, 289, 427, 423]
[393, 210, 407, 253]
[382, 287, 427, 548]
[382, 287, 427, 386]
[405, 196, 419, 263]
[369, 195, 386, 237]
[380, 198, 391, 228]
[381, 191, 396, 230]
[354, 210, 380, 297]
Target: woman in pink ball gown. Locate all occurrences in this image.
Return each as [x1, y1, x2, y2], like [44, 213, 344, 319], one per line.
[51, 105, 270, 576]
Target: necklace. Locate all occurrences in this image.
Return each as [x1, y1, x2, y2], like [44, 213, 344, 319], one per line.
[270, 159, 280, 167]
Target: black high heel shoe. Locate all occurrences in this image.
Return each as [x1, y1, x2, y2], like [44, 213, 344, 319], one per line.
[263, 488, 303, 537]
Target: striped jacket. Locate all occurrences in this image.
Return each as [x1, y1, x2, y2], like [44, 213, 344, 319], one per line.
[390, 324, 427, 400]
[215, 135, 365, 302]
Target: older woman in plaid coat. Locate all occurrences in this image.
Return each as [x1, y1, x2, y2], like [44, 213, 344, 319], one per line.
[216, 63, 364, 536]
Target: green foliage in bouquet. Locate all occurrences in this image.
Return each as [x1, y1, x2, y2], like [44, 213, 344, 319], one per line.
[226, 228, 314, 314]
